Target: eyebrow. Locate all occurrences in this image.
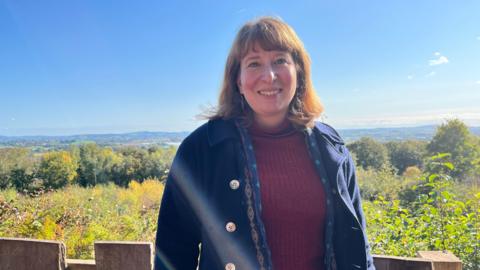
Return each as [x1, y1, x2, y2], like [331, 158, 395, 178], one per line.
[242, 55, 260, 62]
[242, 52, 289, 62]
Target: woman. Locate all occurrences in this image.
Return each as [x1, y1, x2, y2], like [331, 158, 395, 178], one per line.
[155, 17, 375, 270]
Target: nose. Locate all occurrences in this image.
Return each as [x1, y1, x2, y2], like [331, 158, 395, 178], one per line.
[260, 64, 277, 83]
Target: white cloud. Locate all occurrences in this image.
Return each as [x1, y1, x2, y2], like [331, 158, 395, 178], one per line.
[407, 75, 414, 80]
[426, 71, 436, 77]
[476, 80, 480, 84]
[434, 52, 441, 56]
[429, 55, 449, 66]
[477, 36, 480, 41]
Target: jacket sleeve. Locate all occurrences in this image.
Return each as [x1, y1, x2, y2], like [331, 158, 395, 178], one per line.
[344, 148, 376, 270]
[154, 139, 201, 270]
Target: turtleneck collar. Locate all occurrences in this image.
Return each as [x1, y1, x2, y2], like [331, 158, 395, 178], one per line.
[248, 119, 297, 138]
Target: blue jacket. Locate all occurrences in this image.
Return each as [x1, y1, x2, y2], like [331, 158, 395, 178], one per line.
[155, 119, 375, 270]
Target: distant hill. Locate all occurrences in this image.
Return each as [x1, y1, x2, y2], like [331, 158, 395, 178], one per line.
[0, 131, 190, 150]
[339, 125, 480, 143]
[1, 125, 479, 149]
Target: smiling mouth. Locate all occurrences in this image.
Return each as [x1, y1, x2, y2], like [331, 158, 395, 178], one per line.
[258, 89, 281, 96]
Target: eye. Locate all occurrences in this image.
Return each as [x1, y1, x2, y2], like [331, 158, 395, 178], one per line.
[247, 61, 260, 68]
[274, 57, 288, 65]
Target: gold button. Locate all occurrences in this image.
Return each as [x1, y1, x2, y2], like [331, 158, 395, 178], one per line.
[225, 263, 235, 270]
[225, 222, 236, 232]
[229, 179, 240, 190]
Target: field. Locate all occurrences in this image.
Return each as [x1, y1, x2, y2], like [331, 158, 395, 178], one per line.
[0, 180, 163, 259]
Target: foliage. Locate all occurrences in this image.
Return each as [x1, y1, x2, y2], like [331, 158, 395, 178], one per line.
[348, 137, 389, 170]
[1, 120, 479, 268]
[113, 146, 175, 186]
[427, 119, 480, 180]
[0, 148, 36, 189]
[0, 144, 176, 191]
[76, 144, 121, 186]
[365, 155, 480, 270]
[350, 120, 479, 180]
[357, 165, 404, 201]
[1, 147, 479, 268]
[385, 140, 426, 174]
[38, 151, 78, 189]
[73, 144, 176, 187]
[10, 168, 35, 192]
[0, 180, 164, 259]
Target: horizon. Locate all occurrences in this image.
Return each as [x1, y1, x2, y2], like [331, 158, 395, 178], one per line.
[1, 1, 479, 136]
[2, 121, 479, 138]
[2, 114, 480, 136]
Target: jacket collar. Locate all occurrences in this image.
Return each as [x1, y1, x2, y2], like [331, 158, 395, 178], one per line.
[313, 122, 345, 145]
[207, 119, 240, 146]
[207, 118, 344, 147]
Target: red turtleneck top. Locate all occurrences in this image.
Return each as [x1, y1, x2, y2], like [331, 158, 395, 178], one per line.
[249, 121, 327, 270]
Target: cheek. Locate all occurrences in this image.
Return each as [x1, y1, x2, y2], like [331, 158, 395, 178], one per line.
[240, 72, 258, 91]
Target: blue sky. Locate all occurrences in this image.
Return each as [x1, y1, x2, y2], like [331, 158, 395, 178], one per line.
[1, 1, 479, 136]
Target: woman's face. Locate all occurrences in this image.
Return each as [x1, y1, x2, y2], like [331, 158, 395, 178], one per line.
[237, 44, 297, 128]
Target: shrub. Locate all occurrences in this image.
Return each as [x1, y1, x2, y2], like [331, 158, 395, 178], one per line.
[365, 155, 480, 270]
[0, 180, 164, 259]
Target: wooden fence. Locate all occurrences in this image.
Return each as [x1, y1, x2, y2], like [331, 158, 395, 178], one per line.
[0, 237, 462, 270]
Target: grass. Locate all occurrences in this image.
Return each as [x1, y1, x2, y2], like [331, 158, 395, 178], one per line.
[0, 179, 164, 259]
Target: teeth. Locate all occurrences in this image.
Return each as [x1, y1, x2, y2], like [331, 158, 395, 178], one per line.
[258, 89, 280, 96]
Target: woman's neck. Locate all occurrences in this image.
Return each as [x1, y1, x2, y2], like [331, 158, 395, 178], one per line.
[252, 116, 292, 134]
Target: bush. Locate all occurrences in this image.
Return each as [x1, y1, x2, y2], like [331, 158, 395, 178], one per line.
[38, 151, 78, 189]
[357, 165, 406, 201]
[386, 141, 426, 174]
[348, 137, 389, 170]
[403, 166, 422, 177]
[0, 180, 164, 259]
[365, 155, 480, 270]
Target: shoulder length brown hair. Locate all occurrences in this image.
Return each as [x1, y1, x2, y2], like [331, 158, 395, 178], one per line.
[209, 16, 323, 128]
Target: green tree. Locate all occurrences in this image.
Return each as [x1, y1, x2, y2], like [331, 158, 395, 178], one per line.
[386, 140, 426, 174]
[110, 146, 176, 186]
[10, 168, 34, 192]
[38, 151, 78, 189]
[0, 148, 35, 189]
[111, 147, 145, 186]
[427, 119, 480, 180]
[142, 146, 176, 182]
[76, 143, 121, 186]
[356, 165, 403, 201]
[348, 137, 389, 170]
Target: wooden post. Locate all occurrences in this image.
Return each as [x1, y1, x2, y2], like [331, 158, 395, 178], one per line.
[94, 241, 153, 270]
[0, 237, 66, 270]
[417, 251, 462, 270]
[373, 254, 433, 270]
